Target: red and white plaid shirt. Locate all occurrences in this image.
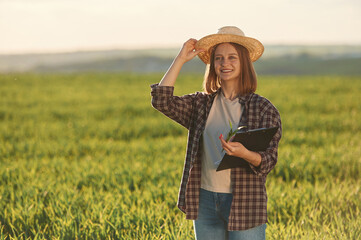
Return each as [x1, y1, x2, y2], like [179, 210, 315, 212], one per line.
[151, 83, 282, 231]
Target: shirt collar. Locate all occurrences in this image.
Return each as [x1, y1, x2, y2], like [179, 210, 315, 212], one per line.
[238, 92, 254, 104]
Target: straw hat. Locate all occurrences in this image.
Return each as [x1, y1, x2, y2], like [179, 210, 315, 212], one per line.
[195, 26, 264, 64]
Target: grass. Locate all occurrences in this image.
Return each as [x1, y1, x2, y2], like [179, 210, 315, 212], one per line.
[0, 73, 360, 239]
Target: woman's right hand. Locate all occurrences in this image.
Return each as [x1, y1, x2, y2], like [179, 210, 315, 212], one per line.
[176, 38, 205, 64]
[158, 39, 204, 87]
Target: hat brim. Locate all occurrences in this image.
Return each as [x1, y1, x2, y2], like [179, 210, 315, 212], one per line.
[195, 34, 264, 64]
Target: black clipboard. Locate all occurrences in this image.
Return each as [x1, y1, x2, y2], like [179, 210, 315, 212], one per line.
[216, 126, 278, 171]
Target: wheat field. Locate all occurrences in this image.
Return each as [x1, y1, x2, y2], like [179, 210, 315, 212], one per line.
[0, 73, 360, 239]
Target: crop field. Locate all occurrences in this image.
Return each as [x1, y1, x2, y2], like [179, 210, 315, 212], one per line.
[0, 73, 360, 239]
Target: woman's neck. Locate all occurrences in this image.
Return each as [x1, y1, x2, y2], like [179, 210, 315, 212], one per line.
[221, 80, 239, 100]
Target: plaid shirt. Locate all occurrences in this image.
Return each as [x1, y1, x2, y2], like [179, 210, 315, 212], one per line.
[150, 83, 282, 231]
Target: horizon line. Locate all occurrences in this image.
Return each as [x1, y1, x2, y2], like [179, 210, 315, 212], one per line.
[1, 43, 361, 56]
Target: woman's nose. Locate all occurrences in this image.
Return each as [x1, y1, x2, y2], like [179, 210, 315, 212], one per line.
[221, 59, 229, 66]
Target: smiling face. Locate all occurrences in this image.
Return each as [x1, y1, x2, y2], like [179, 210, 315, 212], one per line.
[203, 42, 257, 95]
[213, 43, 241, 83]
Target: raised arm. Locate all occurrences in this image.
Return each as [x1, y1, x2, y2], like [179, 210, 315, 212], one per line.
[159, 38, 204, 87]
[150, 39, 205, 129]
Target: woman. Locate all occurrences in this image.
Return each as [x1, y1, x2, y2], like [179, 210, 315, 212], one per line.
[151, 26, 282, 240]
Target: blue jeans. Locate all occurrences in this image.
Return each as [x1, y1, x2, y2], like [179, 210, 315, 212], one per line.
[194, 188, 266, 240]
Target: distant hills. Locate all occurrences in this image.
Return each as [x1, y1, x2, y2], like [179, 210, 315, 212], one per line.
[1, 45, 360, 75]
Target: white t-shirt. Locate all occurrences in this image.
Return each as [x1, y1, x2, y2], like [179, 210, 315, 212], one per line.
[200, 91, 243, 193]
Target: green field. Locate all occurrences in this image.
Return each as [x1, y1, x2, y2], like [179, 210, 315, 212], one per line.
[1, 73, 360, 239]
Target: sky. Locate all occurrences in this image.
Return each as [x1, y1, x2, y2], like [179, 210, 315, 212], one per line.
[0, 0, 360, 54]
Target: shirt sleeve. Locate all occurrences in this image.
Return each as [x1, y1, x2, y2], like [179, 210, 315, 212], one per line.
[150, 83, 197, 130]
[249, 104, 282, 177]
